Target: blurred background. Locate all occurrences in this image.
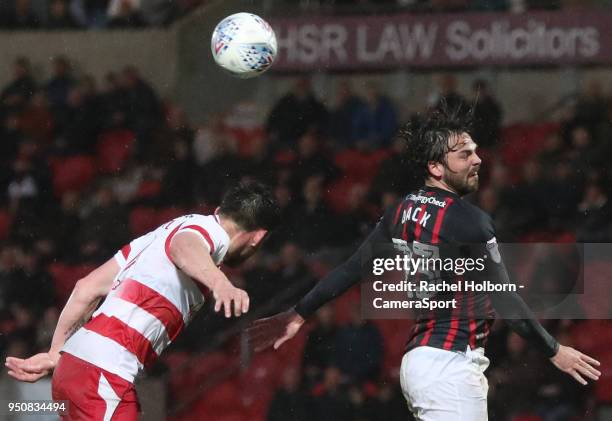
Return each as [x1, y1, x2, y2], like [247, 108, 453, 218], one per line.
[1, 0, 612, 420]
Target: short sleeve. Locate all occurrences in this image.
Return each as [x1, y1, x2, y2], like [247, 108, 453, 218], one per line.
[113, 243, 132, 269]
[170, 215, 230, 265]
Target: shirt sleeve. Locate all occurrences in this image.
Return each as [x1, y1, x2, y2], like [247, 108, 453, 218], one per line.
[113, 243, 132, 269]
[294, 209, 393, 319]
[443, 203, 559, 358]
[175, 223, 216, 254]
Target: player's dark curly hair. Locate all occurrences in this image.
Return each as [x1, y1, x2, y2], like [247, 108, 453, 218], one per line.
[219, 180, 280, 231]
[398, 102, 474, 184]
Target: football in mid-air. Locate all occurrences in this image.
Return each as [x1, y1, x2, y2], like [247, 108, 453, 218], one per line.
[211, 13, 277, 79]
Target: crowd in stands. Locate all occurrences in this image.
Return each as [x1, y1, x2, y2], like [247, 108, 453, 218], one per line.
[3, 0, 612, 32]
[0, 52, 611, 421]
[0, 0, 205, 29]
[277, 0, 612, 13]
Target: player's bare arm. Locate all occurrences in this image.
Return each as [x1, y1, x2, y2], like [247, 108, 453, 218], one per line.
[5, 257, 120, 382]
[169, 230, 249, 318]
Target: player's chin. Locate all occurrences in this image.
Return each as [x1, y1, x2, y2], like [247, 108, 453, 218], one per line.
[467, 175, 479, 191]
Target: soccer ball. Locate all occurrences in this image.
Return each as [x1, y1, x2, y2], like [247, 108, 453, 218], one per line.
[211, 13, 278, 79]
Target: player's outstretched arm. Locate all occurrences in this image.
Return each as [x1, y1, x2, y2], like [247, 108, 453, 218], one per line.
[169, 231, 249, 318]
[247, 220, 390, 352]
[486, 257, 601, 385]
[5, 257, 120, 382]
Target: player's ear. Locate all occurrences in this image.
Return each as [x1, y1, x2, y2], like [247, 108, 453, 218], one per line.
[428, 160, 444, 179]
[251, 229, 268, 247]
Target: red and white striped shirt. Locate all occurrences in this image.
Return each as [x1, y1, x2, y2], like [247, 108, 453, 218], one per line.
[62, 214, 230, 383]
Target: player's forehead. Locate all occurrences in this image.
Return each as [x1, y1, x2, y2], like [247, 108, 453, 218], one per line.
[448, 132, 477, 152]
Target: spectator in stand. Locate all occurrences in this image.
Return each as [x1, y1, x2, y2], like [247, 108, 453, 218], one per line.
[0, 113, 24, 171]
[70, 0, 110, 28]
[369, 136, 414, 201]
[510, 159, 550, 232]
[196, 135, 246, 205]
[19, 90, 55, 145]
[99, 71, 128, 130]
[166, 103, 194, 144]
[488, 333, 543, 420]
[6, 249, 55, 314]
[302, 305, 338, 387]
[429, 74, 468, 113]
[365, 383, 411, 421]
[267, 367, 311, 421]
[333, 303, 383, 384]
[266, 78, 329, 148]
[566, 126, 601, 180]
[360, 82, 398, 149]
[1, 57, 36, 115]
[330, 80, 369, 149]
[192, 113, 233, 166]
[160, 140, 196, 207]
[7, 160, 40, 213]
[77, 184, 129, 262]
[107, 0, 145, 28]
[47, 0, 80, 29]
[526, 0, 561, 9]
[290, 131, 339, 195]
[57, 85, 101, 154]
[576, 182, 612, 242]
[333, 184, 373, 247]
[5, 304, 38, 357]
[289, 175, 338, 251]
[48, 191, 81, 262]
[5, 0, 41, 29]
[263, 184, 299, 251]
[45, 55, 76, 118]
[120, 66, 163, 158]
[471, 79, 503, 148]
[311, 366, 351, 421]
[571, 80, 608, 139]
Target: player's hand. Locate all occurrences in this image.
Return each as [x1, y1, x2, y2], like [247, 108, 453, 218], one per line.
[5, 352, 60, 383]
[550, 345, 601, 385]
[247, 309, 305, 352]
[212, 281, 250, 318]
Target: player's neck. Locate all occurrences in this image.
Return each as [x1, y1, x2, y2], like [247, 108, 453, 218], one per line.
[217, 215, 243, 241]
[425, 179, 460, 196]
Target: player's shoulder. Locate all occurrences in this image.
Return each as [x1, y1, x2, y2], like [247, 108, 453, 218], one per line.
[442, 197, 495, 243]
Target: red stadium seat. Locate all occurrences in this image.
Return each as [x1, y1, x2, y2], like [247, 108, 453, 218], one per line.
[500, 123, 559, 169]
[0, 209, 12, 241]
[324, 179, 367, 214]
[136, 180, 162, 200]
[129, 207, 158, 237]
[157, 207, 187, 226]
[48, 263, 96, 305]
[334, 149, 378, 183]
[51, 155, 96, 197]
[96, 129, 135, 173]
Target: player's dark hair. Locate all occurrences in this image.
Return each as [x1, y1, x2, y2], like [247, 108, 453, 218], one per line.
[219, 180, 280, 231]
[398, 102, 474, 184]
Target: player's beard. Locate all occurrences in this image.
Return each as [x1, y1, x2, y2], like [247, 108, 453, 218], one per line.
[444, 168, 479, 196]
